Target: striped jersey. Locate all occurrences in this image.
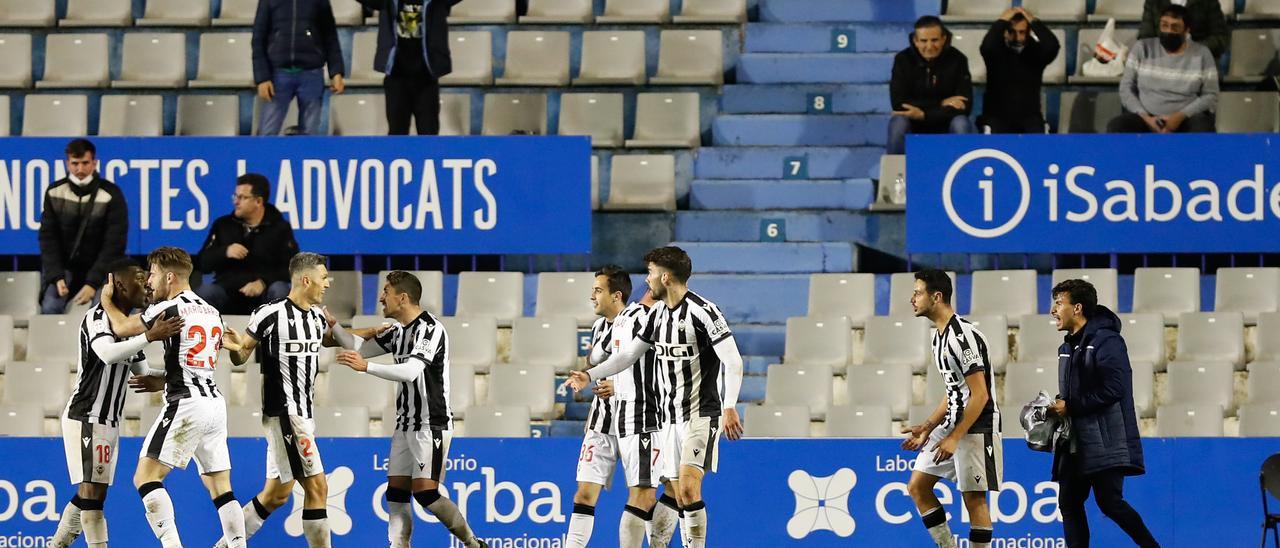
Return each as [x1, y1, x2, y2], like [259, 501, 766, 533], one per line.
[64, 303, 147, 427]
[932, 314, 999, 434]
[247, 298, 329, 418]
[373, 312, 453, 431]
[142, 290, 224, 403]
[586, 302, 663, 437]
[639, 291, 733, 423]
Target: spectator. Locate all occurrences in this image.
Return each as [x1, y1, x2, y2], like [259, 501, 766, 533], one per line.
[1140, 0, 1228, 60]
[357, 0, 465, 135]
[1108, 5, 1218, 134]
[196, 174, 298, 314]
[252, 0, 346, 136]
[978, 7, 1060, 134]
[38, 139, 128, 314]
[888, 16, 974, 155]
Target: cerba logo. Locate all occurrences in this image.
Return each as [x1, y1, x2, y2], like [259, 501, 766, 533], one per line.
[786, 468, 857, 539]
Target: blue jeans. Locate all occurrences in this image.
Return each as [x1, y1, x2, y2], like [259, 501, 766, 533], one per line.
[258, 68, 325, 136]
[41, 282, 70, 314]
[197, 280, 291, 314]
[886, 114, 975, 154]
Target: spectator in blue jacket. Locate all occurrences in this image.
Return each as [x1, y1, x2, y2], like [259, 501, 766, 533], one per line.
[252, 0, 346, 136]
[356, 0, 465, 135]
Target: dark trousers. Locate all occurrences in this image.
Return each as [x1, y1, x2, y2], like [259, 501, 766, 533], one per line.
[384, 74, 440, 135]
[1058, 453, 1160, 548]
[1106, 111, 1215, 133]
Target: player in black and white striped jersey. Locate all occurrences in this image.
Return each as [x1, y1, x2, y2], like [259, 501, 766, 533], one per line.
[901, 269, 1001, 548]
[49, 259, 183, 548]
[335, 271, 488, 548]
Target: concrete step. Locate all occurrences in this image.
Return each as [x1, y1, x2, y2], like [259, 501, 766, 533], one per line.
[689, 179, 875, 210]
[733, 324, 787, 356]
[720, 84, 891, 114]
[738, 53, 895, 84]
[687, 274, 810, 325]
[695, 146, 883, 180]
[712, 114, 889, 146]
[758, 0, 942, 23]
[745, 23, 912, 53]
[674, 241, 856, 273]
[676, 211, 872, 243]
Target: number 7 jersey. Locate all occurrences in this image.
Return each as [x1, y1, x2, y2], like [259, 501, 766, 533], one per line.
[142, 290, 225, 403]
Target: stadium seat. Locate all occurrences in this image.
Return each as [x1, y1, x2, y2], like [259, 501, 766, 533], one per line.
[575, 31, 647, 86]
[1016, 314, 1065, 364]
[1070, 28, 1140, 85]
[557, 93, 625, 147]
[462, 405, 531, 437]
[873, 154, 907, 209]
[534, 272, 596, 326]
[1040, 29, 1069, 84]
[489, 364, 555, 420]
[0, 96, 8, 136]
[1058, 91, 1123, 133]
[807, 274, 875, 328]
[1003, 362, 1057, 411]
[521, 0, 593, 23]
[482, 93, 548, 136]
[888, 272, 957, 316]
[1240, 0, 1280, 20]
[949, 30, 987, 83]
[966, 315, 1009, 374]
[313, 406, 371, 437]
[598, 0, 671, 23]
[440, 93, 472, 136]
[137, 0, 212, 26]
[766, 363, 833, 420]
[0, 35, 31, 88]
[115, 33, 188, 89]
[63, 0, 132, 26]
[37, 34, 110, 89]
[346, 31, 381, 86]
[1257, 312, 1280, 363]
[1117, 313, 1168, 371]
[250, 96, 300, 135]
[440, 32, 494, 86]
[449, 0, 517, 23]
[329, 94, 387, 136]
[603, 155, 677, 211]
[189, 33, 254, 88]
[1239, 402, 1280, 436]
[0, 405, 44, 436]
[1221, 0, 1237, 18]
[23, 94, 89, 137]
[651, 30, 724, 85]
[942, 0, 1012, 22]
[455, 272, 523, 325]
[324, 271, 362, 319]
[845, 363, 912, 420]
[1226, 29, 1280, 83]
[1217, 92, 1280, 133]
[0, 274, 38, 326]
[496, 31, 571, 87]
[0, 0, 56, 27]
[176, 95, 239, 136]
[1215, 267, 1279, 324]
[331, 0, 363, 25]
[0, 315, 13, 368]
[509, 317, 578, 375]
[225, 406, 264, 437]
[1088, 0, 1144, 22]
[783, 316, 852, 374]
[862, 316, 931, 374]
[449, 362, 476, 419]
[3, 362, 68, 416]
[825, 405, 893, 437]
[441, 316, 498, 374]
[970, 270, 1038, 326]
[26, 315, 79, 369]
[1248, 361, 1280, 403]
[1051, 269, 1119, 311]
[674, 0, 748, 23]
[213, 0, 256, 25]
[627, 92, 702, 148]
[1166, 361, 1235, 415]
[591, 155, 601, 210]
[375, 271, 444, 315]
[924, 366, 945, 408]
[1175, 312, 1245, 370]
[1156, 404, 1224, 436]
[1132, 360, 1155, 418]
[1020, 0, 1086, 21]
[323, 368, 394, 414]
[908, 404, 935, 427]
[744, 405, 810, 438]
[1132, 267, 1200, 325]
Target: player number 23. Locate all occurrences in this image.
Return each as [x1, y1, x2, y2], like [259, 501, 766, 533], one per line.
[185, 325, 223, 369]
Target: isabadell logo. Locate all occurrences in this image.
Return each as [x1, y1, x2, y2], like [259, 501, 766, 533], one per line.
[787, 468, 857, 539]
[284, 466, 355, 536]
[942, 148, 1032, 239]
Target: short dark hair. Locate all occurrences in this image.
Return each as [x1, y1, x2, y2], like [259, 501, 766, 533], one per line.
[237, 173, 271, 201]
[106, 257, 142, 279]
[385, 270, 423, 304]
[914, 15, 945, 32]
[289, 252, 327, 277]
[1009, 11, 1028, 24]
[1052, 279, 1098, 318]
[1160, 4, 1190, 24]
[65, 138, 95, 159]
[643, 246, 693, 284]
[914, 269, 953, 304]
[595, 265, 632, 302]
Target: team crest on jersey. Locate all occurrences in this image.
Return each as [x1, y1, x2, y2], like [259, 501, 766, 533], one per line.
[92, 319, 109, 333]
[962, 348, 977, 364]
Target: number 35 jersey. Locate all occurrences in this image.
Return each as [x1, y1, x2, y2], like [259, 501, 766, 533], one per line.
[143, 290, 225, 403]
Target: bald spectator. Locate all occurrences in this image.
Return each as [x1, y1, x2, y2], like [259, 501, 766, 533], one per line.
[978, 7, 1060, 134]
[887, 16, 974, 155]
[1109, 5, 1218, 133]
[1140, 0, 1228, 60]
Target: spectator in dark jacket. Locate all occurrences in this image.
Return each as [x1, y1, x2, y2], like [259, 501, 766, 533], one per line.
[252, 0, 346, 136]
[979, 7, 1060, 133]
[38, 139, 128, 314]
[888, 16, 975, 155]
[355, 0, 464, 135]
[196, 174, 298, 314]
[1140, 0, 1228, 60]
[1048, 279, 1160, 548]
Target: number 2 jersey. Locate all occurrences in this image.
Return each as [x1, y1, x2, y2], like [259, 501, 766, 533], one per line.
[247, 298, 330, 419]
[585, 302, 664, 438]
[142, 290, 225, 403]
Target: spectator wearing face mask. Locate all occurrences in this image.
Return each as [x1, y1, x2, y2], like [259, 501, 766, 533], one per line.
[978, 7, 1060, 134]
[887, 15, 974, 155]
[1108, 4, 1217, 134]
[1139, 0, 1228, 60]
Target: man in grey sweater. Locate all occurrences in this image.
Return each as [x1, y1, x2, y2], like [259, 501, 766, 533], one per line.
[1107, 4, 1217, 134]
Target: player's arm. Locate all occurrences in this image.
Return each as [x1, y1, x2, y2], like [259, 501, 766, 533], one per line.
[94, 313, 184, 365]
[931, 369, 990, 463]
[587, 320, 612, 366]
[223, 328, 259, 366]
[902, 397, 948, 449]
[319, 307, 362, 349]
[712, 334, 746, 440]
[585, 338, 652, 382]
[339, 353, 427, 382]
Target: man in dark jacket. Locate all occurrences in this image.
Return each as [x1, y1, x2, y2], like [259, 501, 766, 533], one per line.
[355, 0, 464, 135]
[196, 174, 298, 314]
[38, 139, 128, 314]
[979, 7, 1059, 133]
[1140, 0, 1228, 60]
[888, 15, 975, 155]
[1048, 279, 1160, 548]
[252, 0, 346, 136]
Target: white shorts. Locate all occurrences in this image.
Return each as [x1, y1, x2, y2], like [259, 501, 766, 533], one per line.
[388, 429, 452, 481]
[666, 416, 721, 476]
[141, 397, 231, 474]
[575, 429, 664, 489]
[912, 430, 1003, 492]
[264, 414, 324, 482]
[61, 417, 120, 485]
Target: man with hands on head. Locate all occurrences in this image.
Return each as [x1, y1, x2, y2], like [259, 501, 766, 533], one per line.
[978, 6, 1060, 134]
[887, 16, 974, 155]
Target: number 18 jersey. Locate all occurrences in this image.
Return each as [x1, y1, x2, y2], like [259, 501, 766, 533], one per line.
[142, 290, 225, 403]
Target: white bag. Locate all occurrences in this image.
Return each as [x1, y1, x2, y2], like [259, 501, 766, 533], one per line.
[1081, 18, 1128, 78]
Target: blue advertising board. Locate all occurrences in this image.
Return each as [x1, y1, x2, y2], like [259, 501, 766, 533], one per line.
[906, 134, 1280, 253]
[0, 136, 592, 255]
[0, 437, 1270, 546]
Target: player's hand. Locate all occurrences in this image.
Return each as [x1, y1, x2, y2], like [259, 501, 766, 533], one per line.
[932, 435, 958, 464]
[331, 74, 345, 94]
[336, 350, 369, 372]
[567, 371, 589, 393]
[257, 81, 275, 101]
[145, 312, 184, 342]
[226, 243, 250, 260]
[592, 379, 615, 399]
[239, 279, 266, 298]
[322, 306, 339, 328]
[900, 424, 930, 451]
[56, 279, 70, 297]
[1048, 398, 1067, 417]
[98, 275, 114, 303]
[128, 374, 165, 393]
[722, 407, 744, 441]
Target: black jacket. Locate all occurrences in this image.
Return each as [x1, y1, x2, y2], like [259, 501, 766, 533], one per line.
[980, 19, 1060, 122]
[252, 0, 346, 85]
[1053, 306, 1145, 480]
[38, 175, 129, 290]
[357, 0, 464, 78]
[890, 42, 973, 127]
[196, 205, 299, 291]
